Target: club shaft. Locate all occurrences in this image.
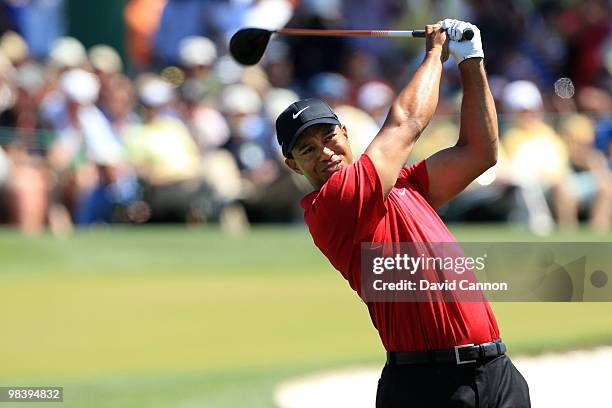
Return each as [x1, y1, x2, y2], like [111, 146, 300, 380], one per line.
[276, 28, 426, 38]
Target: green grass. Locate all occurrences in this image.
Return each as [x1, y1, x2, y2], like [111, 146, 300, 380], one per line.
[1, 225, 611, 407]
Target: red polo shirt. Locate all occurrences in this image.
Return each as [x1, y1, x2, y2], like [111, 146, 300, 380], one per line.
[301, 154, 500, 351]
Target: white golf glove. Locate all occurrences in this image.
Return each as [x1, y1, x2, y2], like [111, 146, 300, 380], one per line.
[441, 19, 484, 64]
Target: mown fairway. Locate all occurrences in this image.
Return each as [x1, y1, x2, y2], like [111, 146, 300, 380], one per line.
[1, 225, 611, 407]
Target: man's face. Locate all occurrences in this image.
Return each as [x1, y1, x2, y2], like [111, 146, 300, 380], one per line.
[285, 124, 354, 189]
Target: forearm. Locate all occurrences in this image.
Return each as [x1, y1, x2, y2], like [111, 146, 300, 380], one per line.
[384, 48, 444, 144]
[457, 59, 498, 167]
[364, 23, 446, 196]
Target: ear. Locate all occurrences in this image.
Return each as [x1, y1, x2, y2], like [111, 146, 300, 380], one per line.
[340, 124, 349, 140]
[285, 158, 303, 175]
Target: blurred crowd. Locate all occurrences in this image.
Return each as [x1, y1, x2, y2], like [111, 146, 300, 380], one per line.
[0, 0, 610, 236]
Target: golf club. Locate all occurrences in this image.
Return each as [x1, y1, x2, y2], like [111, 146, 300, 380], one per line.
[230, 27, 474, 66]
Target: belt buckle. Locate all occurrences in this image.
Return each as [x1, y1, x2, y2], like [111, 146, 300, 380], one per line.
[454, 343, 476, 365]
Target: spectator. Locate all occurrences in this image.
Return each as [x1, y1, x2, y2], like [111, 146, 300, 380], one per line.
[99, 73, 140, 136]
[261, 40, 302, 96]
[178, 35, 222, 97]
[356, 80, 394, 127]
[2, 145, 48, 235]
[577, 86, 612, 164]
[177, 79, 229, 154]
[309, 72, 379, 158]
[42, 36, 90, 110]
[176, 75, 245, 226]
[560, 113, 611, 233]
[221, 83, 275, 187]
[124, 75, 210, 223]
[44, 68, 129, 228]
[0, 36, 50, 235]
[342, 50, 382, 103]
[501, 80, 574, 232]
[88, 44, 130, 127]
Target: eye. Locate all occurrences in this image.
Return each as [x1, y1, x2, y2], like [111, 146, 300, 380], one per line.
[300, 146, 314, 155]
[324, 134, 336, 143]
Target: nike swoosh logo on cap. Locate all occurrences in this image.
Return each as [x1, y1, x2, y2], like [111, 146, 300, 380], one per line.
[293, 106, 310, 119]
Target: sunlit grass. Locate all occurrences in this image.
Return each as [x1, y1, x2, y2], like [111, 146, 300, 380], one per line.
[0, 225, 610, 407]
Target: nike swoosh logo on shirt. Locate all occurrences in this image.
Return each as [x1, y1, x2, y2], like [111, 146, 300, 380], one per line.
[397, 188, 406, 196]
[293, 106, 310, 119]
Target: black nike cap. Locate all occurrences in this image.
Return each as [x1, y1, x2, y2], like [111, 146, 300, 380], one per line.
[275, 98, 341, 158]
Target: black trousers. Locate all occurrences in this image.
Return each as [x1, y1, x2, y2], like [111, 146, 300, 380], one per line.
[376, 355, 531, 408]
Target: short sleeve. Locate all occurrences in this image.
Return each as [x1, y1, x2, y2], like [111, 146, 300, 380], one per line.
[397, 159, 430, 202]
[305, 154, 387, 244]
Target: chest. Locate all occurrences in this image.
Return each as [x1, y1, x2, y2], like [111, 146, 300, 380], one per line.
[370, 182, 453, 243]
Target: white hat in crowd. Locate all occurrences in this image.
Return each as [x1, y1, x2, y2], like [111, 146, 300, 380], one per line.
[221, 84, 262, 115]
[60, 68, 100, 105]
[264, 87, 298, 121]
[138, 75, 174, 107]
[50, 37, 88, 68]
[243, 0, 294, 31]
[357, 81, 394, 113]
[502, 80, 543, 112]
[179, 36, 217, 68]
[215, 55, 244, 85]
[88, 44, 123, 74]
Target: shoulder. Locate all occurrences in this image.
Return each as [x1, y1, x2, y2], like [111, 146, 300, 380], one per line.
[302, 154, 387, 242]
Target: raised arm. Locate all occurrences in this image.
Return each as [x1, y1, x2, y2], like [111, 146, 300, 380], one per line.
[424, 20, 498, 208]
[364, 23, 448, 197]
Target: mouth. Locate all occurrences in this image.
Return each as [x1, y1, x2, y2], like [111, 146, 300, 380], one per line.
[321, 159, 343, 174]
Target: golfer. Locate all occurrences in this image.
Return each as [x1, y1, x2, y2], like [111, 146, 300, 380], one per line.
[275, 19, 530, 407]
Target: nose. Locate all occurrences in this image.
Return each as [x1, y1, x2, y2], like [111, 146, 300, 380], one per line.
[321, 146, 334, 159]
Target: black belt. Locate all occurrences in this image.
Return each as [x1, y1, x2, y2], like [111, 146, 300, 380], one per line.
[387, 339, 506, 365]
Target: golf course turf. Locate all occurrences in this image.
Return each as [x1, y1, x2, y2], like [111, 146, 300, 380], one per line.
[1, 225, 611, 407]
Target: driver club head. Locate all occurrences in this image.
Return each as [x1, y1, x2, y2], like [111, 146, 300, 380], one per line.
[229, 28, 274, 66]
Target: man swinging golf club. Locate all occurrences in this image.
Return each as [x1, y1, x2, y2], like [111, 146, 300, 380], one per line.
[275, 19, 531, 407]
